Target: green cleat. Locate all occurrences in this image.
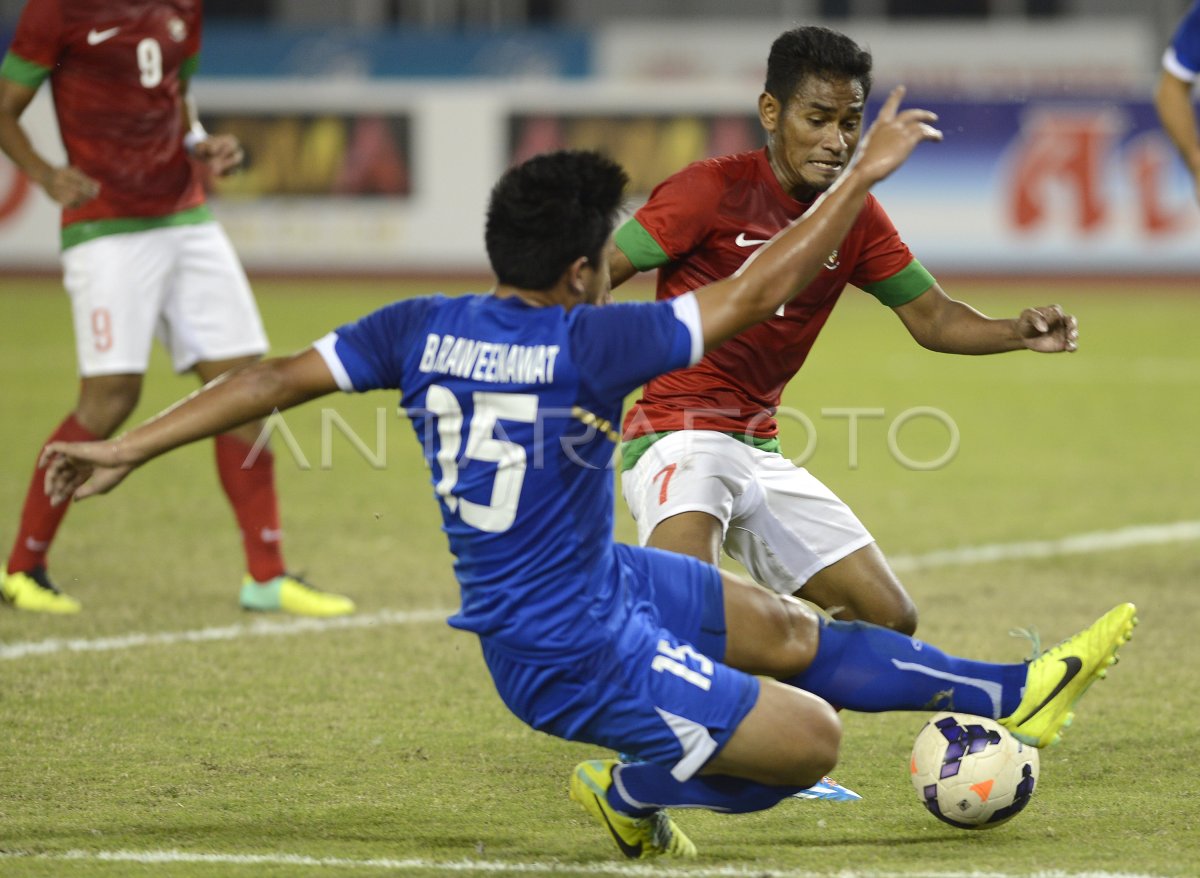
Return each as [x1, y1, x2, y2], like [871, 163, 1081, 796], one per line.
[569, 759, 696, 859]
[1001, 602, 1137, 748]
[239, 573, 355, 617]
[1, 564, 81, 614]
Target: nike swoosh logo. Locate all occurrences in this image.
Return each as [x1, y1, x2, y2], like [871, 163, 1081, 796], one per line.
[87, 27, 120, 45]
[1012, 656, 1082, 725]
[734, 232, 770, 247]
[593, 794, 642, 858]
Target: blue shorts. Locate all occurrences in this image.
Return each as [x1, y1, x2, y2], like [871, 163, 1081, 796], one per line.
[481, 544, 761, 781]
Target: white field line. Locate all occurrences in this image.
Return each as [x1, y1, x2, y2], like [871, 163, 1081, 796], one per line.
[887, 520, 1200, 573]
[0, 849, 1172, 878]
[0, 607, 450, 661]
[2, 520, 1197, 664]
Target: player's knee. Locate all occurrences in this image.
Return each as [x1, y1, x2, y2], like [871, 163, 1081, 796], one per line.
[724, 577, 823, 677]
[897, 601, 919, 636]
[877, 596, 918, 637]
[832, 582, 919, 636]
[779, 700, 841, 786]
[757, 594, 822, 678]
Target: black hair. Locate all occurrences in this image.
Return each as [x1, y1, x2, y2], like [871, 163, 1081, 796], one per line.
[764, 26, 873, 108]
[485, 150, 628, 292]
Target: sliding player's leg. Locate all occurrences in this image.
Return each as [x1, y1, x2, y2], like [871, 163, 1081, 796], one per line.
[571, 677, 841, 858]
[721, 570, 1136, 746]
[634, 541, 860, 801]
[564, 547, 849, 858]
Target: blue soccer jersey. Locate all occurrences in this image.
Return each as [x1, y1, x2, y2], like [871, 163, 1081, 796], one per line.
[1165, 0, 1200, 82]
[314, 292, 702, 658]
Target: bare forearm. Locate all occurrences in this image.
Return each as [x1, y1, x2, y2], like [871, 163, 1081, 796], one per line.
[914, 300, 1024, 354]
[0, 111, 53, 186]
[1154, 73, 1200, 174]
[113, 359, 321, 466]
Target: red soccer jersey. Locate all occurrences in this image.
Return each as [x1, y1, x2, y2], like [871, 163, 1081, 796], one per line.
[617, 147, 933, 440]
[3, 0, 205, 229]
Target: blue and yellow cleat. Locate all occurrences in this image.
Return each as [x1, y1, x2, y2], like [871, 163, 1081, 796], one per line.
[792, 776, 862, 801]
[569, 759, 696, 859]
[1, 564, 81, 614]
[239, 573, 355, 617]
[1001, 602, 1137, 748]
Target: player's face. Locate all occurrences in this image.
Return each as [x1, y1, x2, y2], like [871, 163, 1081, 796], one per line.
[760, 75, 866, 202]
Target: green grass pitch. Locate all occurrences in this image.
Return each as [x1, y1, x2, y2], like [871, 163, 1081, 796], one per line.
[1, 276, 1198, 877]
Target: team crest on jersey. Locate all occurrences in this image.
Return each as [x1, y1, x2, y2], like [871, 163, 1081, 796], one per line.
[824, 249, 840, 271]
[167, 17, 187, 42]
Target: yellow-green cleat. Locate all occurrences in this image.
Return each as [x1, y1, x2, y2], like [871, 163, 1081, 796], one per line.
[1001, 602, 1137, 748]
[569, 759, 696, 859]
[1, 564, 81, 614]
[239, 573, 355, 617]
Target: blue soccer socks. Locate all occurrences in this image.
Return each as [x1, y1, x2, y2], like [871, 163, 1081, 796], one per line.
[609, 760, 802, 815]
[786, 618, 1027, 719]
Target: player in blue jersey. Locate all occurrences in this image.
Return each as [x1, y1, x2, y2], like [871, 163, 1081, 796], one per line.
[41, 91, 1134, 860]
[1156, 0, 1200, 203]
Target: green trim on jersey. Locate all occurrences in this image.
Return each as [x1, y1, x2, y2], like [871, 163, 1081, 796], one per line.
[0, 52, 51, 89]
[180, 54, 199, 81]
[614, 218, 670, 272]
[619, 430, 783, 473]
[860, 259, 936, 308]
[61, 205, 214, 250]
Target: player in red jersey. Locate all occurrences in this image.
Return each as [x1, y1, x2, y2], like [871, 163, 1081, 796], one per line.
[0, 0, 353, 616]
[612, 27, 1077, 638]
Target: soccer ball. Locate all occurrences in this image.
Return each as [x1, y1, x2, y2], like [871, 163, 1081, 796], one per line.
[909, 712, 1039, 830]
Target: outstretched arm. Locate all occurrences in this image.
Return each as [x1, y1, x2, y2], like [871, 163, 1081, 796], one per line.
[893, 284, 1078, 354]
[42, 349, 339, 504]
[689, 87, 942, 351]
[1153, 69, 1200, 204]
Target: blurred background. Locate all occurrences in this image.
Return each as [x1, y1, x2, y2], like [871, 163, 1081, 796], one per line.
[0, 0, 1196, 276]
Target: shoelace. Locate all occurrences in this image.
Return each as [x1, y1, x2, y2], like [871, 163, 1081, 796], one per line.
[1009, 626, 1042, 662]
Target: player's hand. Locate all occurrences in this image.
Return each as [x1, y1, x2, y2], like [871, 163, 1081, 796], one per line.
[42, 165, 100, 208]
[192, 133, 245, 177]
[852, 86, 942, 185]
[40, 440, 135, 506]
[1017, 304, 1078, 353]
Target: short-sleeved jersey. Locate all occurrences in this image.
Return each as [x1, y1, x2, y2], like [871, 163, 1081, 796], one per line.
[315, 292, 701, 660]
[1164, 0, 1200, 83]
[1, 0, 209, 244]
[616, 147, 935, 440]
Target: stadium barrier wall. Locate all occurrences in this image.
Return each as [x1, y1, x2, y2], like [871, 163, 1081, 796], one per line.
[1, 78, 1196, 275]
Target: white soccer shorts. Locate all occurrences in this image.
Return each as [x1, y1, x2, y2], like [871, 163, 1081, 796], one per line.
[620, 430, 875, 595]
[62, 222, 268, 377]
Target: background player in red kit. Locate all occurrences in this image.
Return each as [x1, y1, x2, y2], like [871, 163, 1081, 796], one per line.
[613, 27, 1077, 640]
[0, 0, 354, 616]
